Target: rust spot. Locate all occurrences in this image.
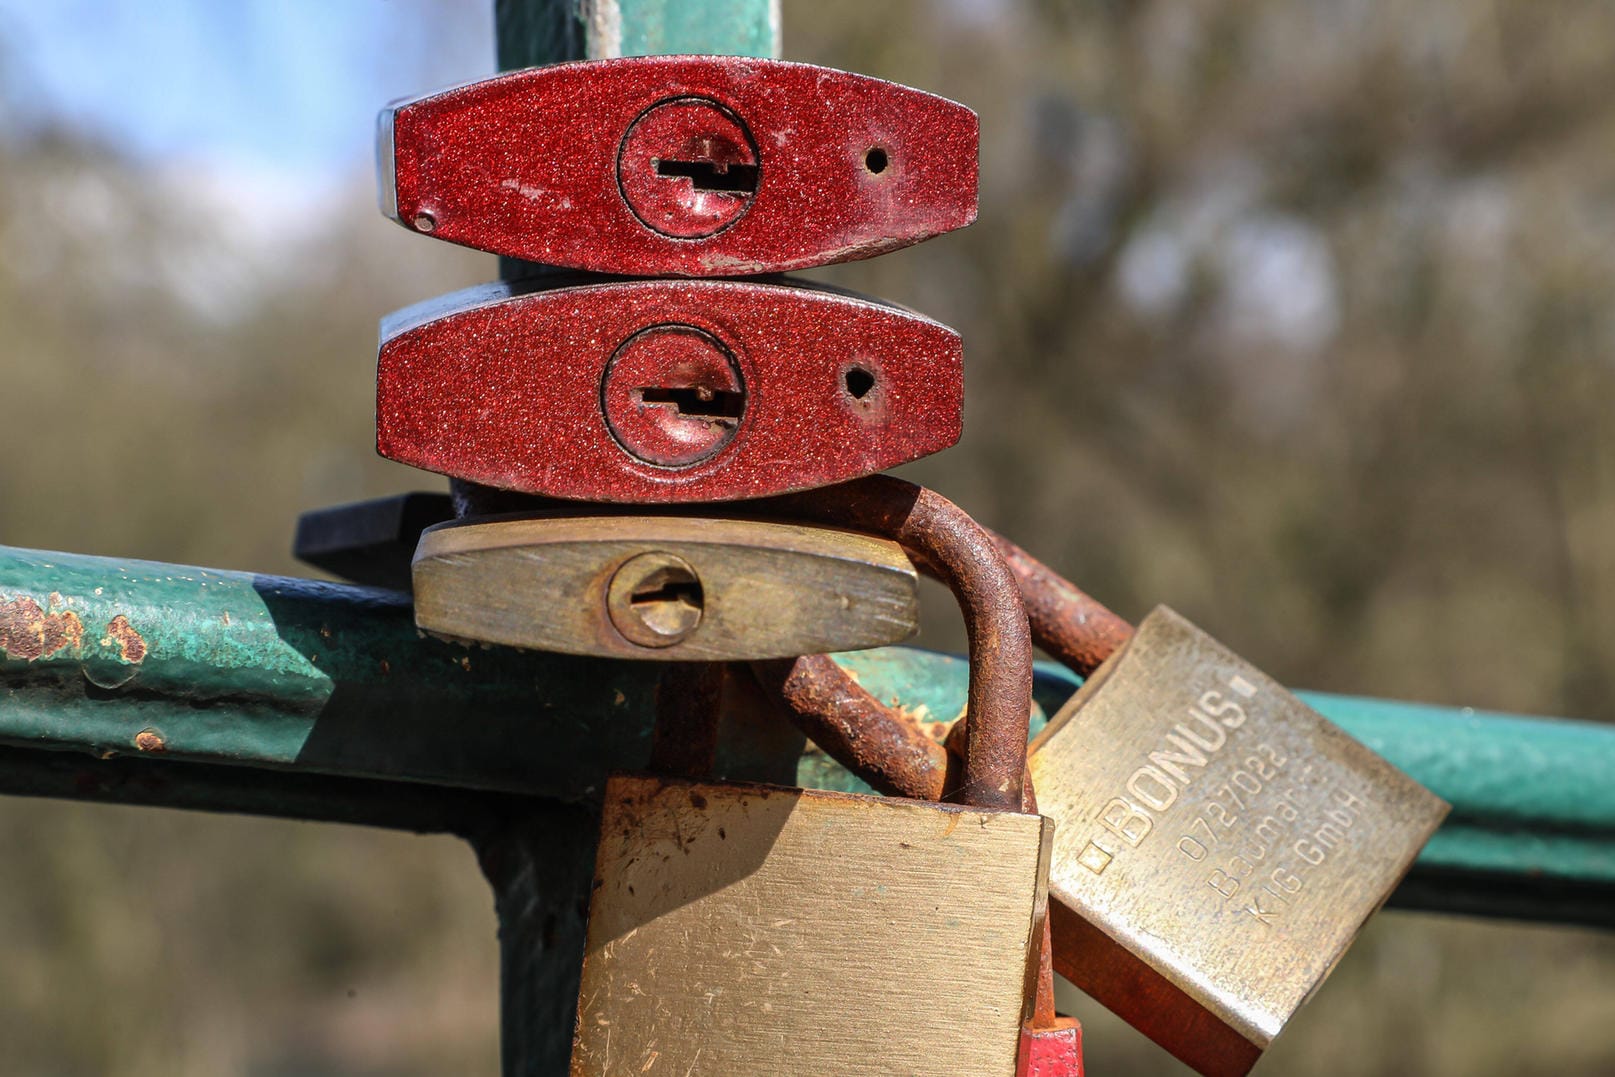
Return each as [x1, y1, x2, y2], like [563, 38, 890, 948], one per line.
[133, 729, 166, 752]
[42, 610, 84, 657]
[0, 594, 85, 661]
[221, 611, 232, 626]
[379, 659, 392, 675]
[104, 615, 147, 663]
[688, 791, 708, 811]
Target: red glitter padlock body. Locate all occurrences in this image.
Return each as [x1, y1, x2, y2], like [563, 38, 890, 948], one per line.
[381, 56, 978, 276]
[376, 278, 963, 503]
[1018, 1019, 1084, 1077]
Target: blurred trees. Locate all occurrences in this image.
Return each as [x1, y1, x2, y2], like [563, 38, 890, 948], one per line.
[799, 0, 1615, 726]
[1, 0, 1613, 1074]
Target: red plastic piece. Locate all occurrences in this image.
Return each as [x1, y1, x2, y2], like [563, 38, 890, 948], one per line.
[1018, 1018, 1084, 1077]
[376, 278, 963, 503]
[380, 56, 978, 276]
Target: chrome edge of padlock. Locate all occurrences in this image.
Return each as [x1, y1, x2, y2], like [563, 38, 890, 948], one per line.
[375, 106, 397, 220]
[1031, 606, 1449, 1077]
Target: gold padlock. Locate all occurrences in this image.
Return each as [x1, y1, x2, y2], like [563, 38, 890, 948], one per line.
[761, 526, 1450, 1077]
[570, 487, 1052, 1077]
[573, 773, 1052, 1076]
[411, 514, 920, 660]
[1031, 606, 1448, 1077]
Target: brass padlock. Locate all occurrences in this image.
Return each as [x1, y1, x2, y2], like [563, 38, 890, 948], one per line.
[411, 514, 920, 660]
[1031, 606, 1448, 1077]
[574, 773, 1051, 1076]
[570, 489, 1052, 1076]
[756, 524, 1449, 1077]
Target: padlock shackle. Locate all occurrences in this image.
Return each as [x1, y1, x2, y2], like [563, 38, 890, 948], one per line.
[647, 662, 725, 779]
[754, 512, 1135, 806]
[750, 653, 951, 801]
[980, 531, 1134, 678]
[754, 475, 1031, 812]
[905, 530, 1134, 677]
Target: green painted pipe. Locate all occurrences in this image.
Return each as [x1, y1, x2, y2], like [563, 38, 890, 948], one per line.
[0, 544, 663, 800]
[1019, 664, 1615, 925]
[1, 543, 1612, 926]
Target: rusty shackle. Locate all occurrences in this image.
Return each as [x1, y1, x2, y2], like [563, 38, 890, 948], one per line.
[753, 481, 1134, 805]
[750, 475, 1032, 812]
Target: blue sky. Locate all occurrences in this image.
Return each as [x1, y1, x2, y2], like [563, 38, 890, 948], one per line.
[0, 0, 494, 181]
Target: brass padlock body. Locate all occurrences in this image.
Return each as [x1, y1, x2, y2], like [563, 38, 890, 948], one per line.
[412, 515, 920, 660]
[1032, 606, 1448, 1077]
[572, 774, 1053, 1077]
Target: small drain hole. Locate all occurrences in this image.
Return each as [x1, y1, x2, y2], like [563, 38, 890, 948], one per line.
[845, 366, 876, 400]
[864, 147, 889, 174]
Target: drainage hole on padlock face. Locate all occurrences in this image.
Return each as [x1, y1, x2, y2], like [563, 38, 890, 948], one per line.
[864, 147, 890, 175]
[654, 158, 760, 195]
[639, 385, 746, 419]
[844, 366, 876, 400]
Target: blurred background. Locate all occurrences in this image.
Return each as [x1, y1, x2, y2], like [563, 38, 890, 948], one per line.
[1, 0, 1612, 1073]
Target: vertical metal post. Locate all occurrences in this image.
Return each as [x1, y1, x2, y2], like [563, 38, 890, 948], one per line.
[475, 3, 780, 1072]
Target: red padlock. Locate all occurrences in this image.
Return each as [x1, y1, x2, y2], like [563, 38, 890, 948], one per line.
[380, 56, 978, 276]
[1019, 1019, 1084, 1077]
[376, 278, 963, 502]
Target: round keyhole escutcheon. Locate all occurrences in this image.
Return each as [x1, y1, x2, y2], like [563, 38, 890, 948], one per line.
[618, 96, 760, 239]
[607, 552, 704, 648]
[601, 324, 747, 468]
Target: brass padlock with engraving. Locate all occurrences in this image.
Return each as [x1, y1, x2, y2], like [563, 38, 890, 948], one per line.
[760, 527, 1450, 1077]
[570, 513, 1052, 1077]
[1029, 605, 1448, 1077]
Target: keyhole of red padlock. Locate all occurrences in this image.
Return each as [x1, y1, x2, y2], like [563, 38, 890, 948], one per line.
[617, 96, 760, 238]
[601, 324, 747, 467]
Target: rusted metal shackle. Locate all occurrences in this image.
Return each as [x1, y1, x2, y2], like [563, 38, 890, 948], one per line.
[752, 492, 1135, 806]
[750, 475, 1031, 812]
[981, 531, 1133, 678]
[646, 662, 726, 779]
[750, 652, 952, 802]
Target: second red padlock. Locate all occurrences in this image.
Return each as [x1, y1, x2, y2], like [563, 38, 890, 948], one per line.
[376, 277, 963, 503]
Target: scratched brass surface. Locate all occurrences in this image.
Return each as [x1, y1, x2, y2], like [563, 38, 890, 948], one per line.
[572, 775, 1053, 1077]
[1031, 606, 1449, 1077]
[412, 515, 919, 660]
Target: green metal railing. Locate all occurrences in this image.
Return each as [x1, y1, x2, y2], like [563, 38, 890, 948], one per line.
[3, 542, 1611, 928]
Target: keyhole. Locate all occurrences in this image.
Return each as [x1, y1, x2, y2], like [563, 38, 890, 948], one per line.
[632, 577, 704, 614]
[639, 385, 747, 419]
[655, 158, 760, 194]
[608, 554, 705, 648]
